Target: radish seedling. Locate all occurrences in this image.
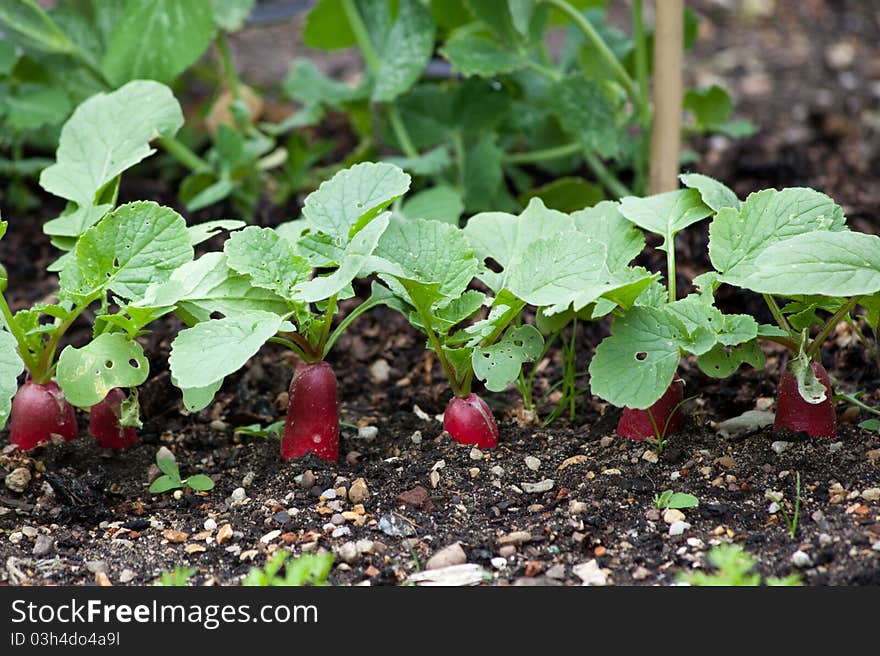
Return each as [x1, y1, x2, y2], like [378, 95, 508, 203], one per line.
[693, 175, 880, 437]
[589, 182, 762, 446]
[372, 198, 655, 446]
[149, 452, 215, 494]
[166, 162, 411, 462]
[0, 82, 197, 450]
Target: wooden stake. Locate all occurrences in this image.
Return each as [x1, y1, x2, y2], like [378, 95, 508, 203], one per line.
[649, 0, 684, 194]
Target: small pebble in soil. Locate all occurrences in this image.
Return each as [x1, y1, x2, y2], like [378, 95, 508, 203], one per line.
[336, 541, 360, 565]
[260, 530, 281, 544]
[86, 560, 108, 574]
[273, 511, 289, 524]
[522, 479, 554, 494]
[573, 560, 607, 586]
[357, 426, 378, 440]
[320, 488, 337, 500]
[631, 566, 651, 581]
[498, 545, 517, 558]
[5, 467, 31, 493]
[569, 500, 588, 515]
[426, 543, 467, 570]
[230, 487, 246, 503]
[641, 450, 659, 464]
[32, 535, 54, 557]
[9, 532, 23, 544]
[828, 442, 843, 453]
[491, 557, 507, 570]
[686, 537, 704, 549]
[119, 569, 136, 584]
[300, 470, 317, 489]
[378, 514, 415, 537]
[872, 541, 880, 552]
[668, 521, 690, 536]
[861, 488, 880, 502]
[497, 531, 531, 547]
[209, 419, 227, 431]
[429, 470, 440, 488]
[771, 441, 792, 455]
[470, 448, 483, 461]
[217, 524, 234, 544]
[410, 431, 422, 444]
[490, 465, 504, 477]
[204, 518, 217, 531]
[663, 508, 686, 524]
[818, 533, 833, 547]
[546, 565, 566, 580]
[331, 527, 351, 538]
[368, 359, 391, 383]
[348, 478, 369, 504]
[469, 468, 480, 479]
[645, 509, 661, 522]
[525, 456, 541, 471]
[21, 526, 37, 538]
[791, 550, 813, 568]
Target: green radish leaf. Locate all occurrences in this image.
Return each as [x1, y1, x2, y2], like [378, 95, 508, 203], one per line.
[571, 201, 645, 270]
[697, 341, 765, 379]
[188, 220, 246, 246]
[374, 216, 480, 305]
[169, 311, 284, 390]
[293, 213, 391, 302]
[72, 201, 194, 301]
[184, 474, 215, 491]
[385, 147, 452, 177]
[679, 172, 739, 211]
[0, 331, 25, 430]
[465, 0, 521, 43]
[465, 198, 572, 272]
[859, 419, 880, 432]
[44, 204, 113, 242]
[149, 475, 181, 494]
[101, 0, 216, 86]
[738, 231, 880, 297]
[303, 0, 356, 49]
[709, 187, 846, 286]
[2, 85, 71, 131]
[373, 0, 435, 102]
[40, 81, 184, 209]
[522, 177, 603, 214]
[224, 226, 313, 301]
[176, 378, 224, 413]
[463, 133, 504, 212]
[619, 188, 712, 250]
[0, 0, 76, 55]
[665, 492, 699, 509]
[552, 73, 619, 158]
[56, 333, 149, 408]
[212, 0, 255, 31]
[156, 456, 180, 480]
[508, 0, 535, 35]
[684, 85, 733, 129]
[303, 162, 411, 239]
[440, 31, 524, 76]
[283, 58, 367, 107]
[472, 324, 543, 392]
[589, 306, 684, 409]
[401, 186, 464, 224]
[138, 252, 290, 322]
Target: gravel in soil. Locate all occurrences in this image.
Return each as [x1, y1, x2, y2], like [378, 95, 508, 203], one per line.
[2, 1, 880, 586]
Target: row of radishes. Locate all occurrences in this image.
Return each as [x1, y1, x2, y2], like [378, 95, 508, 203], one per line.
[4, 82, 880, 465]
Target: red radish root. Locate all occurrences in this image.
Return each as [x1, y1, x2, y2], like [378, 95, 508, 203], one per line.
[774, 360, 835, 437]
[281, 361, 339, 462]
[89, 387, 138, 450]
[444, 393, 499, 448]
[9, 379, 77, 450]
[617, 376, 684, 441]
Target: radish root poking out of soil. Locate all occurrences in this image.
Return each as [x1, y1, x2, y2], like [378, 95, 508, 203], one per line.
[9, 379, 77, 450]
[617, 376, 684, 442]
[774, 360, 836, 437]
[443, 393, 499, 448]
[281, 361, 340, 462]
[89, 387, 139, 450]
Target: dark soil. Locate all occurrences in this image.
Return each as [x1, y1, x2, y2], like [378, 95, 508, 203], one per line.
[1, 0, 880, 586]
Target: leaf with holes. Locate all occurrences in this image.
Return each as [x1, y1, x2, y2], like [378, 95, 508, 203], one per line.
[70, 201, 194, 301]
[472, 324, 543, 392]
[56, 333, 149, 407]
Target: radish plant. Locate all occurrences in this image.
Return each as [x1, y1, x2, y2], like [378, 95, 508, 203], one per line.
[166, 162, 411, 462]
[371, 198, 655, 447]
[0, 80, 204, 451]
[588, 180, 764, 446]
[692, 175, 880, 437]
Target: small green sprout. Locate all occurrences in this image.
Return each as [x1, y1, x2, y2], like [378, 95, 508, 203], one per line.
[678, 544, 801, 587]
[653, 489, 699, 510]
[243, 551, 334, 586]
[149, 453, 215, 494]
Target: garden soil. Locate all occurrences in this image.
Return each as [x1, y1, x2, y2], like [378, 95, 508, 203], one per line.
[1, 0, 879, 586]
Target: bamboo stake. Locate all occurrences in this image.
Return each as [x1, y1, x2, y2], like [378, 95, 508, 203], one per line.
[649, 0, 684, 194]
